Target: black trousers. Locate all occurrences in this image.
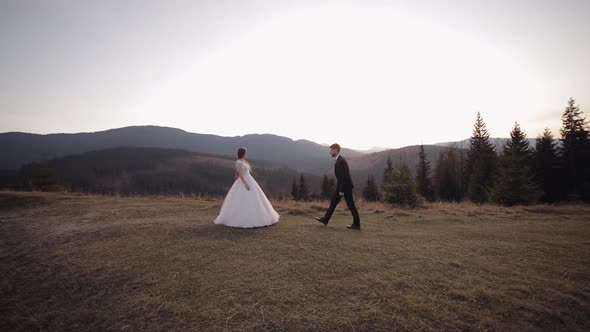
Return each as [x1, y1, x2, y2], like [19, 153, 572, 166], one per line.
[323, 189, 360, 225]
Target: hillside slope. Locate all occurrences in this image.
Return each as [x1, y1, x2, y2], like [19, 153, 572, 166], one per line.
[1, 147, 324, 197]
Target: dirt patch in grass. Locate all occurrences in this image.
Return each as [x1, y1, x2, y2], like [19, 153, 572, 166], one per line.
[0, 192, 49, 210]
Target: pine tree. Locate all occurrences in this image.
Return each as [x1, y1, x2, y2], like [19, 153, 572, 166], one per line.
[532, 128, 563, 202]
[291, 177, 300, 200]
[382, 155, 394, 190]
[31, 161, 58, 192]
[416, 144, 434, 201]
[362, 174, 380, 201]
[320, 174, 335, 199]
[491, 122, 541, 206]
[465, 112, 498, 203]
[383, 163, 419, 207]
[298, 174, 310, 201]
[433, 147, 463, 201]
[559, 98, 590, 201]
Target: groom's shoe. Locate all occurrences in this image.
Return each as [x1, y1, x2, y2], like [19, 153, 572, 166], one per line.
[346, 224, 361, 230]
[314, 217, 328, 225]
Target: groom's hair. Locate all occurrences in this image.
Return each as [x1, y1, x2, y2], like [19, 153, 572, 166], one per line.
[330, 143, 341, 152]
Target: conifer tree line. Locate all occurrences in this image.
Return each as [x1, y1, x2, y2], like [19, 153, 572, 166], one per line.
[291, 173, 336, 201]
[371, 98, 590, 206]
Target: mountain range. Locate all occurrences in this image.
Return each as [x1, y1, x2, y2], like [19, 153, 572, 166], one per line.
[0, 126, 363, 172]
[0, 125, 536, 194]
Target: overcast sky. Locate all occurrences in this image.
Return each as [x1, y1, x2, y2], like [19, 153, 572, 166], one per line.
[1, 0, 589, 149]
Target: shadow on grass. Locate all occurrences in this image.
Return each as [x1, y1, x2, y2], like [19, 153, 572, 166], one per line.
[188, 222, 281, 240]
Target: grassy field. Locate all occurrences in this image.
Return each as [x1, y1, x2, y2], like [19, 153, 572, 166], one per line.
[1, 190, 589, 331]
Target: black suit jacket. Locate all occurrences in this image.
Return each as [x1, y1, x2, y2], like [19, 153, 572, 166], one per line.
[334, 155, 354, 192]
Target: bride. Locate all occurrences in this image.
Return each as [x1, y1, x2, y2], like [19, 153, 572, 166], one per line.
[213, 147, 280, 228]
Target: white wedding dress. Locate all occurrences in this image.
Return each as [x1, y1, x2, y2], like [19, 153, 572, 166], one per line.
[213, 159, 280, 228]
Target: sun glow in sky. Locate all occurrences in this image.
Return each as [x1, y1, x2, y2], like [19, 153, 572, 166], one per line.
[1, 1, 589, 150]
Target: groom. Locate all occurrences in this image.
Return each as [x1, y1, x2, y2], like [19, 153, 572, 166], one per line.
[315, 143, 361, 230]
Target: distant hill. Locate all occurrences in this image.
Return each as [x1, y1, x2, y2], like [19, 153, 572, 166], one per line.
[0, 147, 324, 198]
[0, 126, 363, 171]
[434, 137, 541, 152]
[352, 146, 392, 154]
[345, 145, 461, 187]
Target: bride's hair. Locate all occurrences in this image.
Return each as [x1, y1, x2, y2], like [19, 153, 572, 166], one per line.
[237, 147, 252, 170]
[237, 147, 246, 159]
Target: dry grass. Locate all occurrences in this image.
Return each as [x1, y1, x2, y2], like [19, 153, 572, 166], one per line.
[1, 190, 589, 331]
